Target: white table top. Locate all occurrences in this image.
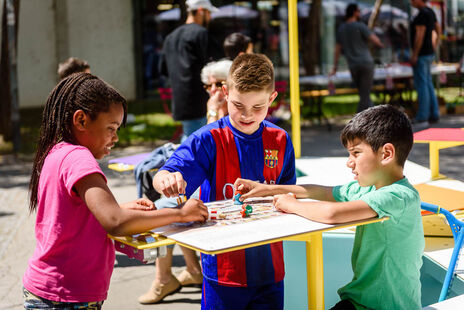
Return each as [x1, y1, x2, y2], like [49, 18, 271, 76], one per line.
[296, 157, 432, 186]
[300, 63, 459, 87]
[422, 293, 464, 309]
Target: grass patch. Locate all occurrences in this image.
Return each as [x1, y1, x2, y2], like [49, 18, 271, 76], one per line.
[117, 113, 180, 146]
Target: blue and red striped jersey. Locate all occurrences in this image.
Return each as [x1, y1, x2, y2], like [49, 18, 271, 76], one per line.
[161, 116, 296, 287]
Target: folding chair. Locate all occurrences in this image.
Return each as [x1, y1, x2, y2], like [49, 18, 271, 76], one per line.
[421, 202, 464, 302]
[158, 87, 183, 141]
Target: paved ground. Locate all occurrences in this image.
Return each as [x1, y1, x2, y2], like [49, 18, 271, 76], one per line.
[1, 114, 463, 309]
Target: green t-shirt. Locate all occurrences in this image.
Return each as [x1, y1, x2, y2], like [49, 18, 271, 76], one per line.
[332, 177, 424, 310]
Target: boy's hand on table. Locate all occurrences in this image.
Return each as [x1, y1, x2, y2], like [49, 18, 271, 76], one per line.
[121, 198, 156, 211]
[158, 171, 187, 198]
[178, 198, 208, 223]
[273, 194, 298, 213]
[234, 178, 268, 201]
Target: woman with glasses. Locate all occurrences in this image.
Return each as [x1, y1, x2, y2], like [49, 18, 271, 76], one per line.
[201, 59, 233, 123]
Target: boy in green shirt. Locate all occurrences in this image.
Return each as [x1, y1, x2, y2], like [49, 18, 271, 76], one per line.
[234, 104, 424, 309]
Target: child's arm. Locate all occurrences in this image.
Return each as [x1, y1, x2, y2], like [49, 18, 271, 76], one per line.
[234, 178, 336, 202]
[74, 173, 208, 236]
[121, 198, 156, 211]
[273, 194, 377, 224]
[153, 170, 187, 198]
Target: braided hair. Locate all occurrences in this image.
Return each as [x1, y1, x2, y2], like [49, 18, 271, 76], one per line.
[29, 73, 127, 212]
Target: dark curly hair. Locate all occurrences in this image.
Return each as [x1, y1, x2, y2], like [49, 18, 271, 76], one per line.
[340, 105, 413, 167]
[29, 73, 127, 212]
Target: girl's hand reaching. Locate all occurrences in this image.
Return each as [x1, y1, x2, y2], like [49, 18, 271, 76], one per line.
[121, 198, 156, 211]
[178, 198, 208, 223]
[233, 178, 271, 201]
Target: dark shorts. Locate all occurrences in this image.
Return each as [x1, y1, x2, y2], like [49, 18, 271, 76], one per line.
[201, 279, 284, 310]
[23, 287, 103, 310]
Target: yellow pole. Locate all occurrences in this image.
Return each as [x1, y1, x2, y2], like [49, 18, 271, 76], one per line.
[306, 233, 325, 310]
[429, 143, 440, 180]
[288, 0, 301, 158]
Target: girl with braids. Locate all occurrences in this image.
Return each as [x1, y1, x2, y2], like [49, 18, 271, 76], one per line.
[23, 73, 208, 309]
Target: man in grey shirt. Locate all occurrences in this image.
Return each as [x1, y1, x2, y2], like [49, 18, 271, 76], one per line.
[331, 3, 384, 112]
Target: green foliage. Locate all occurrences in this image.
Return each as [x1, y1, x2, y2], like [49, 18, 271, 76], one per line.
[117, 113, 180, 146]
[301, 94, 358, 119]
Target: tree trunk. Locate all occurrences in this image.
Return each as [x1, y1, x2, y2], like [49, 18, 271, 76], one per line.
[0, 0, 12, 141]
[0, 0, 21, 152]
[302, 0, 321, 75]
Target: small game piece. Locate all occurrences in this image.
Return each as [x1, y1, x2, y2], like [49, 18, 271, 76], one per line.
[208, 209, 228, 220]
[177, 194, 187, 205]
[288, 192, 296, 198]
[245, 205, 253, 215]
[208, 210, 218, 220]
[240, 209, 249, 218]
[233, 190, 243, 205]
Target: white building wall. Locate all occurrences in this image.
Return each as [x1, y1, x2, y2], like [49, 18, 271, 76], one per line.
[17, 0, 57, 108]
[65, 0, 135, 100]
[16, 0, 135, 108]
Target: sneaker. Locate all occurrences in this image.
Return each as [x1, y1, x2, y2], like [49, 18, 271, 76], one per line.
[138, 274, 181, 304]
[411, 120, 430, 132]
[176, 269, 203, 287]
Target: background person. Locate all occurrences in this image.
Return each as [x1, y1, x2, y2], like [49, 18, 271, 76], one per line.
[331, 3, 384, 113]
[158, 0, 218, 142]
[410, 0, 441, 127]
[202, 59, 233, 123]
[223, 32, 253, 61]
[57, 57, 90, 80]
[139, 1, 219, 304]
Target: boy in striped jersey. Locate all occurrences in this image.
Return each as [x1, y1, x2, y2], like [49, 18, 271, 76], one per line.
[153, 53, 296, 310]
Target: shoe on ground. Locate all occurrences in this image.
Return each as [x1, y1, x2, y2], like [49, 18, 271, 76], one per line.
[176, 269, 203, 287]
[138, 274, 181, 304]
[411, 120, 430, 132]
[429, 117, 440, 124]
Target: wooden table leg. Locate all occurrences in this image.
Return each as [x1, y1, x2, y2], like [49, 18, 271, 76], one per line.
[306, 232, 324, 310]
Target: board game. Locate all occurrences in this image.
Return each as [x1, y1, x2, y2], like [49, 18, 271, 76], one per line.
[151, 197, 335, 253]
[205, 197, 282, 224]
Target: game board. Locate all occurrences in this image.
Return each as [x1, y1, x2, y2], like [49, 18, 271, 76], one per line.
[151, 197, 336, 253]
[205, 197, 282, 225]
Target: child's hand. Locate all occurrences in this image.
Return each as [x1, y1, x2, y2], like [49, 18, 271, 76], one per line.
[273, 194, 298, 214]
[158, 171, 187, 198]
[178, 198, 208, 223]
[234, 178, 268, 201]
[121, 198, 156, 211]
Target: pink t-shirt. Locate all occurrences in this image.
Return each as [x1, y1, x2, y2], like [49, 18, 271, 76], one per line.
[23, 142, 115, 302]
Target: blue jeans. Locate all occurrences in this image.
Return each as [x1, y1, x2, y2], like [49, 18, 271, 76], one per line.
[180, 117, 207, 143]
[413, 54, 439, 122]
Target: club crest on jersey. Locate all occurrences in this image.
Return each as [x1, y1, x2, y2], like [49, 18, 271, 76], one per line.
[264, 149, 278, 168]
